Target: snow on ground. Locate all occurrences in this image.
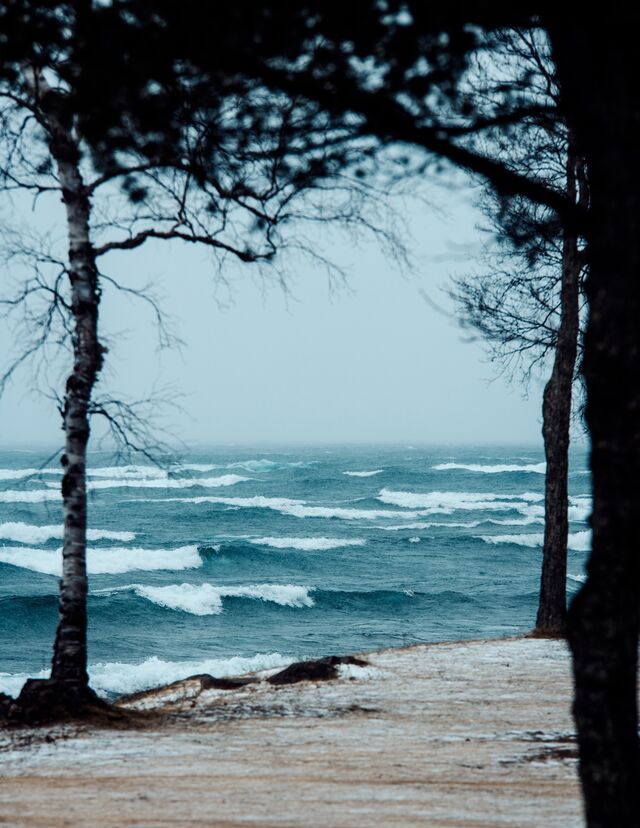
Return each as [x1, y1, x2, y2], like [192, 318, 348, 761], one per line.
[0, 637, 582, 827]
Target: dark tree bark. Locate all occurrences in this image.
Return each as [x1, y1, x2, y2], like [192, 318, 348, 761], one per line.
[535, 143, 585, 635]
[548, 18, 640, 827]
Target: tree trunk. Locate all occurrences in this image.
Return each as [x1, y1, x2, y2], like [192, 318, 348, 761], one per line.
[535, 144, 584, 635]
[44, 107, 103, 692]
[548, 18, 640, 826]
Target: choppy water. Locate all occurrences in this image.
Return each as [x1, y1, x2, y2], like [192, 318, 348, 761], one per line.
[0, 445, 591, 698]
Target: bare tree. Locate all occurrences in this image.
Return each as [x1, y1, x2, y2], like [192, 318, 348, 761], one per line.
[0, 54, 404, 720]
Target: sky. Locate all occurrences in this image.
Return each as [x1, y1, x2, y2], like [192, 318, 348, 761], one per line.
[0, 174, 549, 448]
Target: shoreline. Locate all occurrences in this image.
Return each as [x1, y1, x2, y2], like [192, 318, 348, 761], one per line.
[0, 635, 583, 827]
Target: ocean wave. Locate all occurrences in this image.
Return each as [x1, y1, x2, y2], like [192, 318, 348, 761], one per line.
[82, 474, 250, 491]
[0, 522, 135, 544]
[0, 545, 201, 576]
[0, 652, 292, 698]
[249, 536, 366, 551]
[0, 467, 60, 481]
[478, 530, 591, 552]
[87, 465, 168, 479]
[343, 469, 384, 477]
[148, 495, 428, 521]
[432, 462, 546, 474]
[0, 489, 60, 503]
[227, 459, 279, 472]
[381, 521, 480, 531]
[97, 582, 314, 615]
[567, 573, 586, 584]
[377, 488, 543, 512]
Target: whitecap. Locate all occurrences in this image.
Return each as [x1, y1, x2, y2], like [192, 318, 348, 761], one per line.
[408, 536, 421, 543]
[378, 488, 543, 512]
[0, 467, 60, 481]
[99, 582, 314, 615]
[148, 495, 429, 521]
[0, 490, 60, 503]
[0, 545, 201, 576]
[0, 522, 135, 544]
[343, 469, 384, 478]
[432, 462, 546, 474]
[249, 536, 366, 551]
[0, 652, 292, 698]
[479, 530, 591, 552]
[83, 474, 250, 491]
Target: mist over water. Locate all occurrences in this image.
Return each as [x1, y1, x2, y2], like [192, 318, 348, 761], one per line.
[0, 444, 591, 698]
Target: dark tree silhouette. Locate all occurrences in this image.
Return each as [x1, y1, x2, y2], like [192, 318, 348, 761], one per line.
[452, 31, 588, 635]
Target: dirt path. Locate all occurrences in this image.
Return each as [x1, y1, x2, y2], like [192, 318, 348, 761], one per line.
[0, 638, 583, 827]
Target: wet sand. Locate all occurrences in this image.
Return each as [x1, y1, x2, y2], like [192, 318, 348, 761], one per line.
[0, 637, 583, 827]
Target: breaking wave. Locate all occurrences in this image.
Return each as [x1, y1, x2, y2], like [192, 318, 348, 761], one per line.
[0, 545, 201, 576]
[97, 582, 314, 615]
[83, 474, 250, 491]
[479, 530, 591, 552]
[0, 522, 135, 544]
[0, 467, 60, 481]
[147, 495, 429, 521]
[249, 536, 366, 551]
[432, 462, 547, 474]
[343, 469, 384, 477]
[377, 488, 543, 512]
[0, 652, 292, 698]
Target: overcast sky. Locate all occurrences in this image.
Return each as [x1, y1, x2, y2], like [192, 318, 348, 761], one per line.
[0, 174, 550, 448]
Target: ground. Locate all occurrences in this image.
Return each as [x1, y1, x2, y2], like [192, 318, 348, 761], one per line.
[0, 637, 583, 827]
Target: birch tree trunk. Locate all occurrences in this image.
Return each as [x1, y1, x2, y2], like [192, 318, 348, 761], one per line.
[48, 127, 102, 691]
[535, 143, 584, 634]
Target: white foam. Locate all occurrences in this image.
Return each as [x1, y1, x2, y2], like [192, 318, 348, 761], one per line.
[0, 467, 60, 481]
[177, 463, 221, 473]
[0, 652, 292, 698]
[249, 536, 366, 551]
[343, 469, 384, 477]
[408, 536, 421, 543]
[83, 474, 250, 491]
[567, 573, 586, 584]
[0, 489, 60, 503]
[432, 462, 546, 474]
[381, 521, 480, 531]
[0, 545, 201, 576]
[99, 582, 314, 615]
[0, 522, 135, 544]
[568, 505, 591, 522]
[378, 488, 543, 512]
[479, 530, 591, 552]
[150, 495, 427, 521]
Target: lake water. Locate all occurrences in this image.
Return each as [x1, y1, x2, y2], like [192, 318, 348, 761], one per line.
[0, 444, 591, 697]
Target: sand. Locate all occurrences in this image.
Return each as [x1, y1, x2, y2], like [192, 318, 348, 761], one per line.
[0, 637, 583, 827]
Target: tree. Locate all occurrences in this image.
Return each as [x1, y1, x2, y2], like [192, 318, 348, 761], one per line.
[451, 31, 589, 635]
[4, 6, 639, 823]
[0, 4, 400, 719]
[98, 7, 635, 823]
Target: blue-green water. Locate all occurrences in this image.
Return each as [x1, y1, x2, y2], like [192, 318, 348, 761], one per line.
[0, 445, 591, 697]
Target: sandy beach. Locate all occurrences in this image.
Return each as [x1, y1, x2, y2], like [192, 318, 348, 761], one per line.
[0, 637, 583, 827]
